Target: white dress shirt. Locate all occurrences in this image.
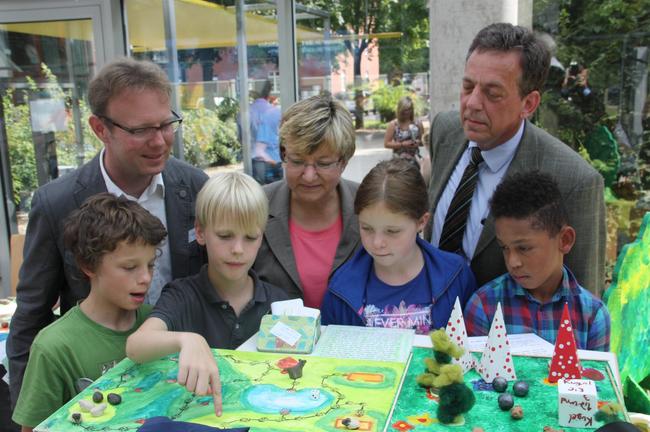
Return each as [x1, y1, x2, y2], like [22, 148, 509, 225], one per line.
[99, 149, 172, 304]
[431, 121, 524, 260]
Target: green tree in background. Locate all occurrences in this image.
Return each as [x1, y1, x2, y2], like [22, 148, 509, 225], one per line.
[301, 0, 429, 129]
[534, 0, 649, 193]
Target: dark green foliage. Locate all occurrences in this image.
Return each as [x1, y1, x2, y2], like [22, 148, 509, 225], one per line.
[433, 350, 452, 365]
[437, 382, 476, 424]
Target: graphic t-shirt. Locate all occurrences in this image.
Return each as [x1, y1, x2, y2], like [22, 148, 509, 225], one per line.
[363, 266, 433, 334]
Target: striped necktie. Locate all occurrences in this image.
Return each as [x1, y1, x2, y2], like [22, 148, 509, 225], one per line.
[439, 146, 484, 255]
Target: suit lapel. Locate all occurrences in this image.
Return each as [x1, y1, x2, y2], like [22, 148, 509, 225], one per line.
[163, 160, 193, 278]
[425, 124, 467, 239]
[72, 154, 108, 207]
[266, 183, 303, 290]
[431, 134, 467, 208]
[332, 180, 360, 272]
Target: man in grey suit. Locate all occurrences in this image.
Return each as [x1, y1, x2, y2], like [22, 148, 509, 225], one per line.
[425, 23, 605, 296]
[7, 58, 208, 406]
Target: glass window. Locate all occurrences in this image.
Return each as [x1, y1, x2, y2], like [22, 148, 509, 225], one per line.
[296, 1, 430, 131]
[124, 0, 284, 185]
[0, 19, 99, 234]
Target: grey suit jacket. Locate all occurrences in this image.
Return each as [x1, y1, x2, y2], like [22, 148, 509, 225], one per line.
[253, 178, 361, 299]
[425, 111, 605, 296]
[7, 153, 208, 404]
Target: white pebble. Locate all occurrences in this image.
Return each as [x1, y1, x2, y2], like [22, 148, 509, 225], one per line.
[78, 399, 93, 412]
[90, 403, 107, 417]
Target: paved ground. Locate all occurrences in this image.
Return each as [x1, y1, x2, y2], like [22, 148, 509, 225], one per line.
[342, 130, 392, 183]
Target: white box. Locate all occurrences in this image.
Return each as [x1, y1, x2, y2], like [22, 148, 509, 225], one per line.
[558, 379, 598, 428]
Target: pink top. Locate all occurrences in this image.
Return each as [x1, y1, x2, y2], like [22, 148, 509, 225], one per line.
[289, 215, 342, 308]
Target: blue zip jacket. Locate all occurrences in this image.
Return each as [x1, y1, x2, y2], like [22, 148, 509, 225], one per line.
[321, 237, 477, 331]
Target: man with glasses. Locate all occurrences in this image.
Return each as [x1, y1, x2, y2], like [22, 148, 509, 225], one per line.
[7, 58, 208, 407]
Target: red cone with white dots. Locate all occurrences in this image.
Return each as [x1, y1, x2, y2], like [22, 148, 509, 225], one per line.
[548, 302, 582, 383]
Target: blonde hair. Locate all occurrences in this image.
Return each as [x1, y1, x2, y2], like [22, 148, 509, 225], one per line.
[396, 96, 415, 122]
[195, 172, 268, 233]
[279, 94, 355, 162]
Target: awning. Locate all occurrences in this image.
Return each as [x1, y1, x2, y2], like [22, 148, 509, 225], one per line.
[126, 0, 325, 52]
[1, 1, 402, 52]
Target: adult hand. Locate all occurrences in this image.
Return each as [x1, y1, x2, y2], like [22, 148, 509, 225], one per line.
[177, 333, 223, 416]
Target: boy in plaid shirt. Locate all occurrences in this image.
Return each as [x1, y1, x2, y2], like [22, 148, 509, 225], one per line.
[464, 171, 610, 351]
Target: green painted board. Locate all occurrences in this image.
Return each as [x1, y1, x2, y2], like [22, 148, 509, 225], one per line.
[387, 347, 626, 431]
[36, 349, 405, 432]
[604, 211, 650, 386]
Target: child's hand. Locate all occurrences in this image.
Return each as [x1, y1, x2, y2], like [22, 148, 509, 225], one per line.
[177, 333, 223, 416]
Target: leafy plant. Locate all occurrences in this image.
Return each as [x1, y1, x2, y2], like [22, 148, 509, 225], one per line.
[3, 63, 103, 207]
[370, 82, 425, 122]
[182, 106, 239, 167]
[2, 88, 36, 206]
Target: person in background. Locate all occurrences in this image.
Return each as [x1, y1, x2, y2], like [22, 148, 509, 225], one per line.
[321, 158, 476, 333]
[7, 58, 208, 407]
[127, 172, 288, 417]
[253, 94, 360, 308]
[384, 96, 425, 168]
[252, 103, 283, 185]
[249, 80, 274, 143]
[464, 171, 610, 351]
[13, 194, 166, 430]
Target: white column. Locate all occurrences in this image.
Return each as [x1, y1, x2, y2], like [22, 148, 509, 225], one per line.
[428, 0, 533, 117]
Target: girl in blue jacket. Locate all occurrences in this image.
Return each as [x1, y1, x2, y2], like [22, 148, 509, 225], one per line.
[321, 158, 477, 334]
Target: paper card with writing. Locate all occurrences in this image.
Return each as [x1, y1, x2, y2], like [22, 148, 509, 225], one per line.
[476, 302, 516, 383]
[269, 321, 301, 347]
[445, 296, 476, 373]
[558, 378, 598, 428]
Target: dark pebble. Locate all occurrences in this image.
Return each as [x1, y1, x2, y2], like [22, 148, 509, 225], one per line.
[107, 393, 122, 405]
[92, 391, 103, 403]
[498, 393, 514, 411]
[71, 412, 82, 424]
[513, 381, 529, 397]
[492, 377, 508, 393]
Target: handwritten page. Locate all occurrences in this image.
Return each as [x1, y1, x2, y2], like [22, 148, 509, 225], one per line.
[467, 333, 555, 356]
[312, 325, 414, 363]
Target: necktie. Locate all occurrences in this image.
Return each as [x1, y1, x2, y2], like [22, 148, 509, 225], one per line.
[439, 146, 484, 255]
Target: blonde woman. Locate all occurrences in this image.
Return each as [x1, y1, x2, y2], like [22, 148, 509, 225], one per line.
[384, 96, 425, 167]
[253, 94, 360, 308]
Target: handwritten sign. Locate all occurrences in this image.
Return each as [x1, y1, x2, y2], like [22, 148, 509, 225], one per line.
[269, 321, 301, 347]
[558, 379, 598, 428]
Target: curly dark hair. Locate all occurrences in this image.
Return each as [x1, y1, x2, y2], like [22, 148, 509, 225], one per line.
[467, 23, 550, 96]
[490, 171, 568, 236]
[63, 193, 167, 275]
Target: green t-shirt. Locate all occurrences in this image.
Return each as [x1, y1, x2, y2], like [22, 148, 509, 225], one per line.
[12, 304, 151, 427]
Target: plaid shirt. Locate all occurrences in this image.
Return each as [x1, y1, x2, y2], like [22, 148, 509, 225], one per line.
[464, 266, 610, 351]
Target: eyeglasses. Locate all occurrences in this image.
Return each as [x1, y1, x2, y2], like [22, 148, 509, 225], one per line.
[283, 156, 342, 172]
[99, 110, 183, 140]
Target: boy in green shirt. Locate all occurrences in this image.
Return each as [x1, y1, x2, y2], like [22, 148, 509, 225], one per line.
[12, 193, 167, 430]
